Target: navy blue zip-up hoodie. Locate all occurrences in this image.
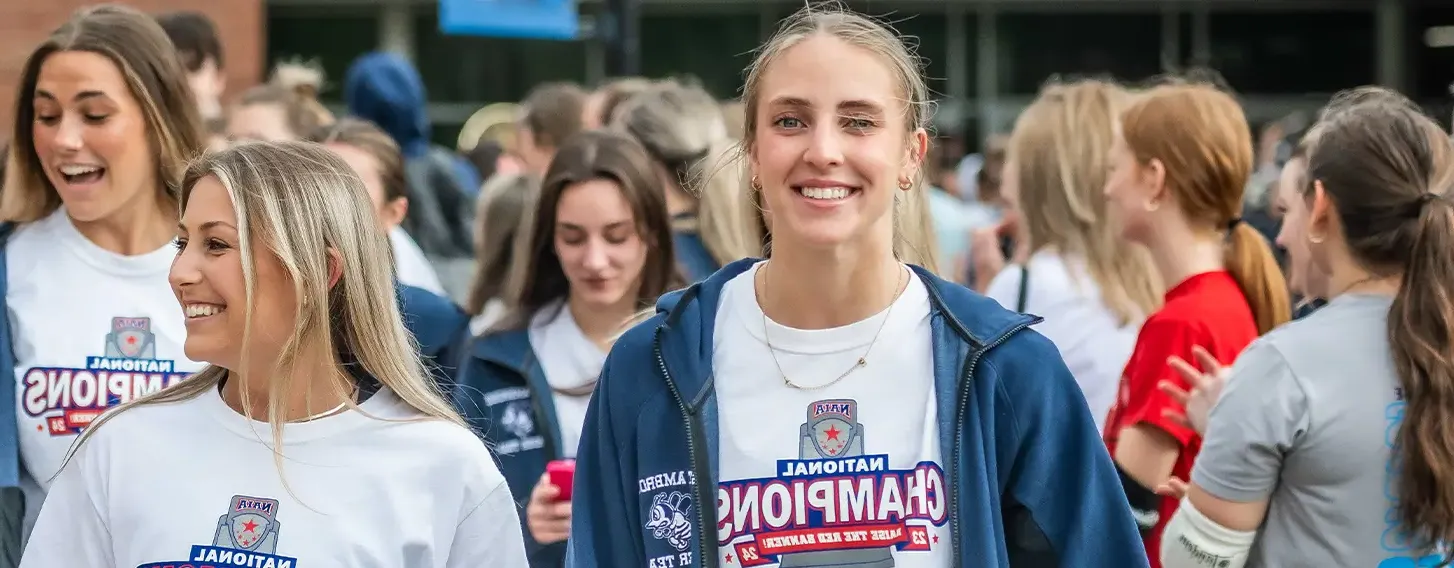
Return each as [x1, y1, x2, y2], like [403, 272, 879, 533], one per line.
[452, 327, 568, 568]
[566, 258, 1147, 568]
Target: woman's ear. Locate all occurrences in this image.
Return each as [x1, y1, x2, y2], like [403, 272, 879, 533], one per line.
[326, 248, 345, 290]
[381, 197, 409, 230]
[1144, 157, 1170, 203]
[1309, 180, 1335, 237]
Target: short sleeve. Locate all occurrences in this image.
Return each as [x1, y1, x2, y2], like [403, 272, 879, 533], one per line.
[19, 446, 112, 566]
[1113, 317, 1205, 446]
[1190, 340, 1310, 502]
[446, 481, 529, 568]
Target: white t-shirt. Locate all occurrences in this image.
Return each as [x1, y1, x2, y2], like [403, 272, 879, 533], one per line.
[527, 302, 603, 459]
[985, 251, 1139, 433]
[6, 209, 202, 527]
[390, 226, 446, 296]
[20, 384, 528, 568]
[712, 262, 950, 567]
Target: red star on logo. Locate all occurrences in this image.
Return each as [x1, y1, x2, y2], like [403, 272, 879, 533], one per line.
[725, 554, 734, 563]
[241, 520, 258, 533]
[825, 425, 841, 441]
[932, 535, 939, 544]
[126, 336, 136, 344]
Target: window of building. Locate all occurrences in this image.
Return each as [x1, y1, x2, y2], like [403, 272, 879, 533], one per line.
[1000, 12, 1163, 95]
[1204, 11, 1374, 94]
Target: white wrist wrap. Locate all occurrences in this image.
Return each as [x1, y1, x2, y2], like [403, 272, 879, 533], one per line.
[1159, 498, 1256, 568]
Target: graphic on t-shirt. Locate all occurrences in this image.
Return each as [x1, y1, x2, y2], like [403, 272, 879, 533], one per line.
[646, 491, 694, 552]
[717, 399, 948, 567]
[1379, 388, 1447, 566]
[21, 316, 192, 436]
[138, 494, 299, 568]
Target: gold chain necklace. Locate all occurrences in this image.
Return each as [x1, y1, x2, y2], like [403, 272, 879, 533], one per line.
[758, 263, 908, 390]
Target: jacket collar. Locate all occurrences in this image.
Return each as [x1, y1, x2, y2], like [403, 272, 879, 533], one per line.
[653, 258, 1037, 408]
[469, 327, 534, 378]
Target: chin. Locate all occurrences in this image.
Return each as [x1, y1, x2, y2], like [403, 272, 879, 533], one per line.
[181, 340, 230, 369]
[577, 291, 628, 310]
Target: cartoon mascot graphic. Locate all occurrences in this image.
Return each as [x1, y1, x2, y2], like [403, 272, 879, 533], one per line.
[784, 399, 895, 568]
[645, 491, 694, 552]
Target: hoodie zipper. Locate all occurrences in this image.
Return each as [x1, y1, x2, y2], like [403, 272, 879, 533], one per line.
[949, 321, 1032, 567]
[654, 328, 720, 568]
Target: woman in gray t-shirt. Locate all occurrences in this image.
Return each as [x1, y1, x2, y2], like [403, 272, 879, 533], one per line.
[1159, 89, 1454, 568]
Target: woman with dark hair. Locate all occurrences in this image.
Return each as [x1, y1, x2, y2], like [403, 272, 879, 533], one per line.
[0, 5, 207, 554]
[452, 129, 682, 568]
[1159, 88, 1454, 568]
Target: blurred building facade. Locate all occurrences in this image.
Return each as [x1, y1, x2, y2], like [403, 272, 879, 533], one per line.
[7, 0, 1442, 148]
[0, 0, 265, 130]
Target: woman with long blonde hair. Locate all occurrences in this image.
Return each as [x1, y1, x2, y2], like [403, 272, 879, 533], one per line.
[0, 5, 207, 551]
[977, 79, 1162, 432]
[21, 142, 527, 567]
[568, 5, 1143, 567]
[613, 79, 764, 280]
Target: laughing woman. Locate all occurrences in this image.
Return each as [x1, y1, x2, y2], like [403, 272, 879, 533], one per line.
[20, 141, 527, 567]
[0, 6, 207, 553]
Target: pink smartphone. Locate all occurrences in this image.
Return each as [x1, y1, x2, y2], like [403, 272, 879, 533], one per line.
[546, 459, 576, 501]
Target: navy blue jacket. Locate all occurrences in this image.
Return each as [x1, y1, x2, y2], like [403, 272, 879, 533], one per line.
[566, 259, 1147, 568]
[672, 231, 719, 284]
[452, 327, 567, 568]
[396, 283, 470, 388]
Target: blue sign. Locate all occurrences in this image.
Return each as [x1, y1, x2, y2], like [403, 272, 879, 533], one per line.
[440, 0, 579, 40]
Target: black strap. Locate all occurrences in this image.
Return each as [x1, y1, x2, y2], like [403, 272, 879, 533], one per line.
[1116, 461, 1163, 536]
[1015, 265, 1031, 313]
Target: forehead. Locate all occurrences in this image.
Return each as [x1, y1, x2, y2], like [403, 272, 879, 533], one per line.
[556, 178, 634, 223]
[326, 143, 380, 174]
[182, 176, 239, 225]
[757, 34, 901, 111]
[35, 50, 132, 99]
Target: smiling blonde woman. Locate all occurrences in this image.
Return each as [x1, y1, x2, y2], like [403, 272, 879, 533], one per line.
[21, 141, 527, 568]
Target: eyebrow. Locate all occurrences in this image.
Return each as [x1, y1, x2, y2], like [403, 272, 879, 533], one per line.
[766, 96, 885, 114]
[558, 220, 632, 231]
[33, 89, 109, 103]
[177, 220, 238, 233]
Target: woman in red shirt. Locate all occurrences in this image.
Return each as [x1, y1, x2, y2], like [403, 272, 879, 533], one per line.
[1101, 83, 1290, 567]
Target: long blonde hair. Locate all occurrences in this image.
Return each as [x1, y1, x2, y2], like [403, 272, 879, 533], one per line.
[738, 3, 938, 274]
[2, 4, 204, 223]
[1009, 79, 1161, 324]
[614, 79, 762, 266]
[63, 141, 465, 474]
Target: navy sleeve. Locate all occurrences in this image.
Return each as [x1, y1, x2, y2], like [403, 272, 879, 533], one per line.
[993, 330, 1149, 568]
[567, 346, 644, 567]
[397, 283, 470, 389]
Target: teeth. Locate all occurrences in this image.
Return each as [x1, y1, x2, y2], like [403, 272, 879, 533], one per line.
[59, 165, 100, 176]
[799, 186, 852, 200]
[185, 304, 225, 318]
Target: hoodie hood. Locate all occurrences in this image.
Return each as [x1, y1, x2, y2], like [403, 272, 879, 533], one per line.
[344, 52, 431, 158]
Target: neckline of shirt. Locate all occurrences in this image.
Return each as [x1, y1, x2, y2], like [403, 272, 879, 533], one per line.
[48, 207, 176, 278]
[737, 261, 928, 356]
[200, 379, 403, 444]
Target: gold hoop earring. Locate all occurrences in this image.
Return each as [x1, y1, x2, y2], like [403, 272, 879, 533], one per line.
[750, 175, 762, 191]
[1143, 200, 1161, 212]
[898, 178, 913, 191]
[1308, 233, 1325, 244]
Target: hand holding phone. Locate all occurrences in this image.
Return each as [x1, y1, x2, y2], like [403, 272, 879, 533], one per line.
[546, 459, 576, 501]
